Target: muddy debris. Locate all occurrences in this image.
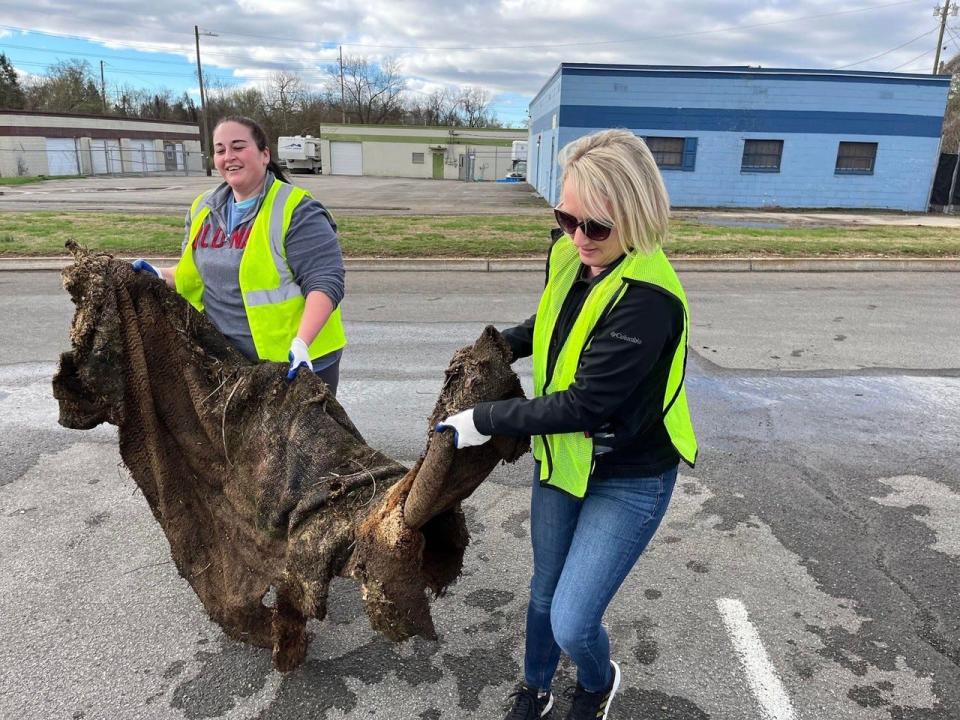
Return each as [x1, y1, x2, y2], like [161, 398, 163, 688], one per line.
[52, 241, 529, 671]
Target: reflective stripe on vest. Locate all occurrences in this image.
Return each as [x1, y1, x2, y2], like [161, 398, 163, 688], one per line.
[531, 237, 697, 498]
[174, 180, 347, 362]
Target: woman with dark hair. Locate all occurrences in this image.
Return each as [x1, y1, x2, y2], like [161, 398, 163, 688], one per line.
[132, 115, 347, 394]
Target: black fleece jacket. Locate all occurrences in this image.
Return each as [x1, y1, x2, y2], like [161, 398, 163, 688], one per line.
[473, 252, 685, 478]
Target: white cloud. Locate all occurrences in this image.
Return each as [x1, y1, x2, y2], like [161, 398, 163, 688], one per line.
[3, 0, 954, 118]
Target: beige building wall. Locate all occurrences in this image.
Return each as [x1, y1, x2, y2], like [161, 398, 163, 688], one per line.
[0, 112, 202, 177]
[317, 124, 525, 180]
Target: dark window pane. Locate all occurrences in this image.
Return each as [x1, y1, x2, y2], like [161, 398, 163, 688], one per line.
[836, 142, 877, 173]
[646, 137, 685, 168]
[742, 139, 783, 171]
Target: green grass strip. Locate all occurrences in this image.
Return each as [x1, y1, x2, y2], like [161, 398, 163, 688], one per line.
[1, 212, 958, 258]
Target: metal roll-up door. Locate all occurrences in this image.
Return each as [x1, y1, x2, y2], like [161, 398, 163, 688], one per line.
[46, 138, 79, 176]
[129, 140, 162, 173]
[330, 142, 362, 176]
[91, 139, 121, 174]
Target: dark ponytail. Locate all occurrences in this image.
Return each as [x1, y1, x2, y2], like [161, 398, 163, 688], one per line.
[213, 115, 291, 184]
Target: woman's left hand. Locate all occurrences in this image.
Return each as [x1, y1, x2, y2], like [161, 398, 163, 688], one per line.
[435, 408, 491, 449]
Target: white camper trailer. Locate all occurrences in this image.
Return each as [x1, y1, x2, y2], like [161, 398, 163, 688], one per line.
[277, 135, 322, 174]
[509, 140, 528, 179]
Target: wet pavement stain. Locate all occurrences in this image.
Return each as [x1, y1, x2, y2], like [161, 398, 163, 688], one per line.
[254, 636, 441, 719]
[631, 617, 660, 666]
[464, 589, 515, 611]
[644, 589, 663, 600]
[501, 510, 529, 539]
[163, 660, 186, 679]
[849, 684, 890, 707]
[170, 639, 272, 718]
[442, 638, 520, 711]
[614, 686, 711, 719]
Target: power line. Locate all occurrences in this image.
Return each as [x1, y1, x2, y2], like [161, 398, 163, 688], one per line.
[889, 47, 936, 70]
[834, 25, 940, 69]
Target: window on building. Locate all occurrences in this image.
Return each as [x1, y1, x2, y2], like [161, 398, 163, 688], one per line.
[644, 136, 698, 172]
[741, 139, 783, 172]
[412, 152, 425, 164]
[646, 137, 685, 169]
[835, 142, 877, 175]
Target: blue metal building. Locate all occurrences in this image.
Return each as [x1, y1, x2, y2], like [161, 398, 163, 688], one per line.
[527, 64, 951, 211]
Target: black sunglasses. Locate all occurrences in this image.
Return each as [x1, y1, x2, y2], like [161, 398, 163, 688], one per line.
[553, 208, 614, 242]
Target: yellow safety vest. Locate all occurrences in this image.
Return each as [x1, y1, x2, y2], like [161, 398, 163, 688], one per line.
[174, 180, 347, 362]
[531, 237, 697, 498]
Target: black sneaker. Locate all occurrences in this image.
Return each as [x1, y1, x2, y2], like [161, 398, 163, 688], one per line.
[503, 682, 554, 719]
[563, 660, 621, 720]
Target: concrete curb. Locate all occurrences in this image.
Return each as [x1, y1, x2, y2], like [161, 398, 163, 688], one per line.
[1, 256, 958, 273]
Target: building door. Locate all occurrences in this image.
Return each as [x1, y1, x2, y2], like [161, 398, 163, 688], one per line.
[548, 136, 556, 204]
[91, 139, 120, 174]
[129, 140, 149, 173]
[46, 138, 79, 176]
[330, 142, 362, 175]
[163, 142, 178, 171]
[432, 152, 444, 180]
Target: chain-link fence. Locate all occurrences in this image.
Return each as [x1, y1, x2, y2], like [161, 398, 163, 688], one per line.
[0, 140, 207, 179]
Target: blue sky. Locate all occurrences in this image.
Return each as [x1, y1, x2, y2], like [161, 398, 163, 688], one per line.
[2, 0, 958, 128]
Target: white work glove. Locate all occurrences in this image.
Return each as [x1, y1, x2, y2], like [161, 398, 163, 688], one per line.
[435, 408, 491, 449]
[286, 337, 313, 380]
[131, 259, 161, 278]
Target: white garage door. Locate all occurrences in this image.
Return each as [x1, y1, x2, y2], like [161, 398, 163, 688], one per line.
[46, 138, 79, 176]
[128, 140, 164, 173]
[330, 142, 362, 176]
[91, 139, 121, 174]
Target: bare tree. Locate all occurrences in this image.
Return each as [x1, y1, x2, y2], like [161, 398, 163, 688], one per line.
[942, 52, 960, 153]
[328, 54, 406, 124]
[265, 71, 305, 136]
[456, 86, 500, 128]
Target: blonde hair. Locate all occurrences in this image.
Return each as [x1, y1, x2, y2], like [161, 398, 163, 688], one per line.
[558, 129, 670, 256]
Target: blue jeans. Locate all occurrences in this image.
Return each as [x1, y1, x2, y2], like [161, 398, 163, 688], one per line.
[524, 464, 677, 693]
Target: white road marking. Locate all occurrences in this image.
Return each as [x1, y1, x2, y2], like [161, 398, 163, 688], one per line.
[717, 598, 797, 720]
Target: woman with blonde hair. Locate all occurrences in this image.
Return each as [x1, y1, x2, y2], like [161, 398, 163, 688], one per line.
[438, 129, 697, 720]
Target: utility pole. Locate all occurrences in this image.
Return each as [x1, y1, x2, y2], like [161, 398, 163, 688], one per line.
[195, 25, 217, 176]
[933, 1, 957, 74]
[99, 60, 107, 113]
[339, 45, 346, 124]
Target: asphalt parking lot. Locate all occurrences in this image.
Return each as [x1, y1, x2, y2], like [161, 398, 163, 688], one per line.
[3, 174, 960, 229]
[1, 268, 959, 719]
[0, 174, 549, 215]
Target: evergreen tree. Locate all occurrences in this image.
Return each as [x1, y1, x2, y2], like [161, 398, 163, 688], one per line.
[0, 52, 26, 109]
